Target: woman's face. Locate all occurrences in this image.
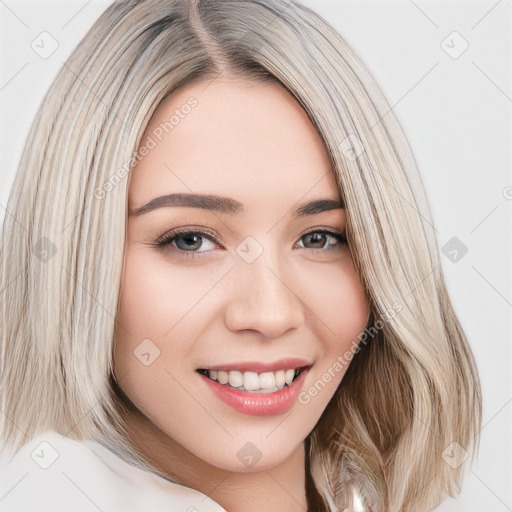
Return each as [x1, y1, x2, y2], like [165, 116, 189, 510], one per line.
[114, 76, 370, 474]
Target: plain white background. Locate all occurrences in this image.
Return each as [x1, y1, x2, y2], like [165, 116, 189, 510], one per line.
[0, 1, 511, 510]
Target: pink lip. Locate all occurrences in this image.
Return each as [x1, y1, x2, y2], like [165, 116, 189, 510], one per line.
[198, 357, 312, 373]
[199, 366, 311, 416]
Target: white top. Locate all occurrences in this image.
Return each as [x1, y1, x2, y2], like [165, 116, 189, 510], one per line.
[0, 430, 227, 512]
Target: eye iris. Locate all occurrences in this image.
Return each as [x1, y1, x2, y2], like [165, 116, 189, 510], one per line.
[176, 233, 202, 251]
[305, 232, 326, 249]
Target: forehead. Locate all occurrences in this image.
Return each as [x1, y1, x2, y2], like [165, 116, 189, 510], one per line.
[128, 77, 340, 212]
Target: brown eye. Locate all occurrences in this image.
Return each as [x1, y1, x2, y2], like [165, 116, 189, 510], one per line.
[299, 230, 347, 251]
[303, 232, 329, 249]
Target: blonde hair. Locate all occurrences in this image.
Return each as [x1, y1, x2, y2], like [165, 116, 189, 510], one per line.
[0, 0, 481, 510]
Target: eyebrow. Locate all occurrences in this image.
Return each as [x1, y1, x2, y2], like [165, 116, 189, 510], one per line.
[131, 193, 343, 217]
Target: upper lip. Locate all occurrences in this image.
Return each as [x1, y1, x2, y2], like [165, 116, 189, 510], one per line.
[198, 357, 313, 373]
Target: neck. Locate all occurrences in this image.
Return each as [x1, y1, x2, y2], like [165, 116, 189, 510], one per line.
[117, 401, 310, 511]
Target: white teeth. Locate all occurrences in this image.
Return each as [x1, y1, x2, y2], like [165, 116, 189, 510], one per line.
[259, 372, 275, 389]
[275, 370, 285, 388]
[205, 368, 301, 393]
[284, 369, 295, 385]
[228, 370, 243, 388]
[243, 372, 260, 391]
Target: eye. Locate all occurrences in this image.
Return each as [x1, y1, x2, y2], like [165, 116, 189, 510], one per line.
[296, 229, 347, 252]
[148, 227, 347, 260]
[153, 228, 219, 259]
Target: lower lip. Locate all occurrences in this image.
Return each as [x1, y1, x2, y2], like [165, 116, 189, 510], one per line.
[199, 368, 310, 416]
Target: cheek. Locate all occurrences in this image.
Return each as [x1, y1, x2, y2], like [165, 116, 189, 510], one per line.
[294, 257, 369, 407]
[114, 249, 174, 384]
[298, 254, 369, 340]
[116, 247, 215, 339]
[113, 249, 200, 423]
[113, 247, 222, 396]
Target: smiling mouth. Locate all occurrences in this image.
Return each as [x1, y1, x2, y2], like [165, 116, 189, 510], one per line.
[196, 367, 307, 394]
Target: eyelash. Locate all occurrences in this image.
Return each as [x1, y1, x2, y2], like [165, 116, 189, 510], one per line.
[150, 227, 348, 260]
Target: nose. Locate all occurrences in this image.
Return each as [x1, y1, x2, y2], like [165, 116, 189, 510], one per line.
[224, 250, 305, 338]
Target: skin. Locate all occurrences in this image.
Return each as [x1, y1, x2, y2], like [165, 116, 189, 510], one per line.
[113, 76, 370, 512]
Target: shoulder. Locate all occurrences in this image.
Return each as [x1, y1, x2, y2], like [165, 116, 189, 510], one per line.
[0, 430, 226, 512]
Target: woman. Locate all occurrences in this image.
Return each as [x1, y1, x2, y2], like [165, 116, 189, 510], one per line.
[0, 0, 481, 510]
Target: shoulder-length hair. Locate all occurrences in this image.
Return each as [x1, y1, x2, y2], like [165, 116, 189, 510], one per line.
[0, 1, 481, 510]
